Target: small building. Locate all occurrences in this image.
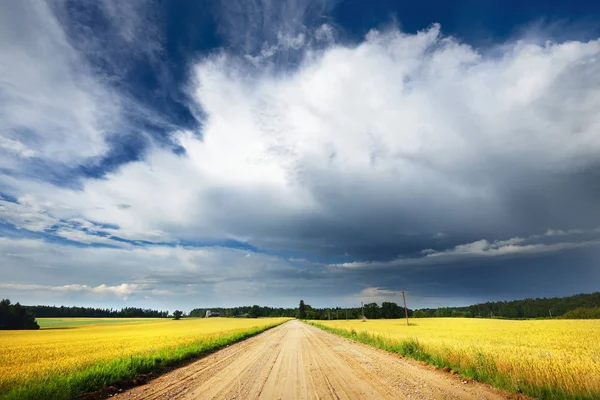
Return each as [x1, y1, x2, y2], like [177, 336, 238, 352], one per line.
[205, 310, 221, 318]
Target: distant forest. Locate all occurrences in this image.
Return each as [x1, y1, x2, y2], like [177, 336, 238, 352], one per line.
[464, 292, 600, 319]
[189, 305, 298, 318]
[189, 301, 414, 320]
[193, 292, 600, 320]
[373, 292, 600, 320]
[190, 302, 413, 320]
[5, 291, 599, 324]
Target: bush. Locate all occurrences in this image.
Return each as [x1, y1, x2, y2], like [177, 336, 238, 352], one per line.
[451, 311, 473, 318]
[561, 307, 600, 319]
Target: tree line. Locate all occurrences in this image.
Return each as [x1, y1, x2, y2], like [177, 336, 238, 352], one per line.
[413, 308, 472, 318]
[299, 301, 413, 320]
[182, 293, 600, 320]
[411, 292, 600, 319]
[298, 292, 600, 320]
[190, 301, 413, 320]
[4, 291, 599, 331]
[465, 292, 600, 319]
[23, 305, 169, 318]
[189, 305, 297, 318]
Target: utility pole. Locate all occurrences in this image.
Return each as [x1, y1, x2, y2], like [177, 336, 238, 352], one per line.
[361, 302, 364, 319]
[402, 291, 409, 326]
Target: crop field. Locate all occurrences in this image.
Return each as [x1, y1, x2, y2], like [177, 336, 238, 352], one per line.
[0, 317, 289, 399]
[309, 318, 600, 399]
[36, 317, 151, 328]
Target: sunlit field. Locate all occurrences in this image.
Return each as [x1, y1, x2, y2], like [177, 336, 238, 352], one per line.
[36, 317, 151, 328]
[0, 317, 289, 399]
[310, 318, 600, 399]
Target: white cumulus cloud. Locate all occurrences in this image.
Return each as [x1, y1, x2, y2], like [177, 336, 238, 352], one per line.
[33, 24, 600, 253]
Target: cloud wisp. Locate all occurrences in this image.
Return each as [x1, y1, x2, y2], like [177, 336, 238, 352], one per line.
[0, 283, 156, 301]
[332, 226, 600, 270]
[0, 1, 117, 166]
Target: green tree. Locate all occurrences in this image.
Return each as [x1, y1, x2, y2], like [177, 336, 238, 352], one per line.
[173, 310, 183, 320]
[0, 299, 40, 330]
[249, 305, 261, 318]
[435, 307, 452, 317]
[381, 302, 402, 319]
[561, 307, 600, 319]
[363, 302, 380, 319]
[298, 300, 306, 319]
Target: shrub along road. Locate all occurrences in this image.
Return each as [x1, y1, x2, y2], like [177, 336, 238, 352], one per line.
[115, 320, 520, 399]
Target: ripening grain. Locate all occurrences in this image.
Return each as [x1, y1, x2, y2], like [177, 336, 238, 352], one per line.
[0, 317, 288, 398]
[311, 318, 600, 399]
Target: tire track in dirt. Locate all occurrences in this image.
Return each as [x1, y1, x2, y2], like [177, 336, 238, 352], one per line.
[115, 320, 523, 400]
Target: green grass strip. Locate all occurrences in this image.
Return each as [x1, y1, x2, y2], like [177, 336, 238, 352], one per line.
[2, 320, 287, 400]
[305, 321, 596, 400]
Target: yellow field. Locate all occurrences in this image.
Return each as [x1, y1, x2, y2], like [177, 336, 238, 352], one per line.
[0, 317, 289, 396]
[312, 318, 600, 398]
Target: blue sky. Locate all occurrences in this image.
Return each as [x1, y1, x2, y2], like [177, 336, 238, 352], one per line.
[1, 0, 600, 311]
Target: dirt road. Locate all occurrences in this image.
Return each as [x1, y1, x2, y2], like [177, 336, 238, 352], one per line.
[115, 320, 514, 400]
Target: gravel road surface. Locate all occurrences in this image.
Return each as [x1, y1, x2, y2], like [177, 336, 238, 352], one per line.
[115, 320, 516, 400]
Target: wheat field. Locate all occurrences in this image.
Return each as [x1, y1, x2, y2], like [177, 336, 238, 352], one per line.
[0, 317, 288, 399]
[311, 318, 600, 399]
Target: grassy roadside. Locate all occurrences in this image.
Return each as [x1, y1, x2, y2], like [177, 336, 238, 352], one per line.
[2, 320, 287, 400]
[305, 321, 594, 400]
